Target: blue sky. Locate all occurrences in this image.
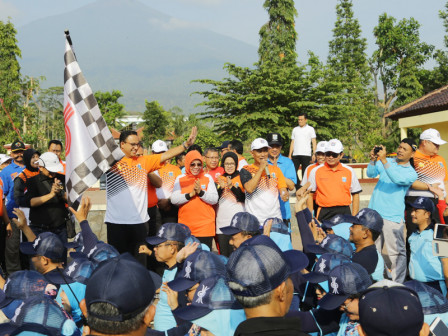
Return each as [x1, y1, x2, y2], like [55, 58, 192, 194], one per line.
[1, 0, 446, 63]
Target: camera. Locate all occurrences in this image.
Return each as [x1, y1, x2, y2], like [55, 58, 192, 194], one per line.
[373, 146, 382, 155]
[432, 224, 448, 257]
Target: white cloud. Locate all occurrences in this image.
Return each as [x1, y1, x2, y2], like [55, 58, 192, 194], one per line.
[0, 1, 20, 21]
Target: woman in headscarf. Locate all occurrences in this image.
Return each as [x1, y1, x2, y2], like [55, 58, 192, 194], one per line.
[14, 148, 40, 209]
[215, 151, 245, 257]
[171, 150, 218, 249]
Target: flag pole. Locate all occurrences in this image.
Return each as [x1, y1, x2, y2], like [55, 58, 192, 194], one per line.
[64, 30, 76, 60]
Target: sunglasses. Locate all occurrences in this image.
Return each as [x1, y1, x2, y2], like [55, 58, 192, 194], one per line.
[325, 152, 340, 158]
[190, 163, 202, 167]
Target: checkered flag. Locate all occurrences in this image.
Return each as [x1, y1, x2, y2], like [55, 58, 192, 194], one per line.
[63, 32, 124, 205]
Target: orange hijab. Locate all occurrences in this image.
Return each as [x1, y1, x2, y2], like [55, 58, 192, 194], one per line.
[180, 150, 208, 193]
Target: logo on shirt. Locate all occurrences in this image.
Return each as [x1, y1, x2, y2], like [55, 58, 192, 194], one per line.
[137, 164, 142, 170]
[272, 173, 276, 178]
[331, 277, 339, 294]
[318, 259, 327, 273]
[201, 184, 206, 190]
[184, 261, 192, 279]
[342, 177, 347, 182]
[439, 162, 444, 169]
[169, 172, 173, 177]
[215, 173, 221, 178]
[195, 285, 209, 304]
[235, 182, 239, 188]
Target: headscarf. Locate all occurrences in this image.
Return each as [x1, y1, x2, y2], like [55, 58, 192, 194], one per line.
[180, 150, 207, 194]
[220, 152, 239, 178]
[56, 282, 86, 323]
[23, 148, 40, 172]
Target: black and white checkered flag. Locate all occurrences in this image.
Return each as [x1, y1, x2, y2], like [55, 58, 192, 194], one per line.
[63, 32, 124, 205]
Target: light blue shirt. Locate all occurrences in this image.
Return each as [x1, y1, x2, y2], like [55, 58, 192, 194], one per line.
[154, 267, 178, 331]
[367, 158, 417, 223]
[409, 226, 447, 295]
[268, 154, 297, 220]
[0, 162, 24, 218]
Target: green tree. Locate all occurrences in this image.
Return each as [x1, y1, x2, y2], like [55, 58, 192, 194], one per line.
[258, 0, 298, 65]
[371, 14, 434, 140]
[325, 0, 381, 159]
[0, 19, 22, 148]
[142, 100, 169, 146]
[94, 90, 127, 129]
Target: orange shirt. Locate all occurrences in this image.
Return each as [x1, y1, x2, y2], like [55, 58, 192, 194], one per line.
[147, 182, 158, 208]
[309, 162, 362, 207]
[156, 162, 182, 199]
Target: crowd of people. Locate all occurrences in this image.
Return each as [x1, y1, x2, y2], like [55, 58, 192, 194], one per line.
[0, 113, 447, 335]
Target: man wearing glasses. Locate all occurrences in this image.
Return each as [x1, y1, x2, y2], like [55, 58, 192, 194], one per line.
[203, 147, 224, 182]
[308, 139, 362, 221]
[105, 128, 197, 265]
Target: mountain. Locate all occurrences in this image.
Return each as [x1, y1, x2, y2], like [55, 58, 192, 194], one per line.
[16, 0, 258, 113]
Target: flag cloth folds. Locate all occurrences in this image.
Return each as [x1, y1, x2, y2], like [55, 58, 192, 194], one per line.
[63, 35, 124, 205]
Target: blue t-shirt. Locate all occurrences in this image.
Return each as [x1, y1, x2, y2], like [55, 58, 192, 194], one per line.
[0, 162, 25, 218]
[367, 159, 417, 223]
[154, 267, 178, 331]
[268, 154, 297, 220]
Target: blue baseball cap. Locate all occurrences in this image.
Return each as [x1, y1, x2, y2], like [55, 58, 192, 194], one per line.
[405, 280, 448, 315]
[408, 197, 435, 213]
[318, 263, 372, 310]
[85, 253, 155, 322]
[359, 282, 424, 336]
[0, 270, 49, 309]
[146, 223, 191, 245]
[226, 235, 308, 297]
[20, 232, 65, 260]
[349, 208, 384, 233]
[70, 242, 119, 267]
[64, 258, 95, 284]
[302, 253, 352, 284]
[168, 250, 227, 292]
[306, 234, 354, 258]
[64, 232, 84, 251]
[264, 217, 289, 234]
[321, 214, 348, 231]
[174, 275, 241, 321]
[221, 212, 260, 236]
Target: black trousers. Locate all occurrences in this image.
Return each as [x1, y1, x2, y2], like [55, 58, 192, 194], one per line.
[216, 234, 232, 257]
[106, 222, 147, 265]
[317, 205, 351, 222]
[292, 155, 312, 185]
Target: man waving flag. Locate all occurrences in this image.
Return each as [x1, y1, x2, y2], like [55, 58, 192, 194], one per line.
[63, 31, 124, 205]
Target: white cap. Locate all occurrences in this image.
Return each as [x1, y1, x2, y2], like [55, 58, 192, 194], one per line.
[0, 154, 12, 165]
[37, 152, 64, 173]
[420, 128, 447, 145]
[316, 141, 328, 153]
[325, 139, 343, 153]
[251, 138, 271, 151]
[151, 140, 168, 153]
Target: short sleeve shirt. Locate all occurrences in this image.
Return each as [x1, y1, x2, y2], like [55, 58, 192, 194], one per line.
[105, 154, 162, 224]
[291, 124, 316, 156]
[309, 163, 362, 207]
[240, 164, 287, 224]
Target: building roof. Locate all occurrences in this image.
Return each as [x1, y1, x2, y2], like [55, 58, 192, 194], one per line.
[385, 84, 448, 120]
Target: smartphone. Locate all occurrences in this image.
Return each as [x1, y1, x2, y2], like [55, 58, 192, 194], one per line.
[430, 316, 448, 335]
[434, 224, 448, 241]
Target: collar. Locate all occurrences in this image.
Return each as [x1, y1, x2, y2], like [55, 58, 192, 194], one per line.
[324, 162, 342, 171]
[417, 149, 438, 159]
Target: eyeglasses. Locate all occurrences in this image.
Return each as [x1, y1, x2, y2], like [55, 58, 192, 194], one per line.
[205, 156, 219, 160]
[325, 152, 340, 158]
[125, 142, 140, 148]
[224, 163, 235, 166]
[190, 163, 202, 167]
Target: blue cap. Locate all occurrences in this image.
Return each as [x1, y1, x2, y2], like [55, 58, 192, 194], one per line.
[5, 296, 79, 336]
[168, 250, 227, 292]
[264, 217, 289, 234]
[318, 263, 372, 310]
[217, 141, 230, 150]
[405, 280, 448, 315]
[226, 235, 308, 297]
[146, 223, 191, 245]
[174, 275, 241, 321]
[321, 214, 348, 230]
[0, 271, 49, 308]
[306, 234, 353, 258]
[352, 208, 384, 233]
[70, 242, 119, 267]
[64, 232, 84, 251]
[85, 253, 155, 322]
[20, 232, 65, 260]
[64, 258, 95, 284]
[408, 197, 435, 213]
[359, 283, 424, 336]
[302, 253, 352, 284]
[221, 212, 260, 236]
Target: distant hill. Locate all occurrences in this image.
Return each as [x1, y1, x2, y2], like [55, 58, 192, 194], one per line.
[16, 0, 258, 113]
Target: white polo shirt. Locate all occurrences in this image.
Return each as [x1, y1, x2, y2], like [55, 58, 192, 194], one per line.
[291, 124, 316, 156]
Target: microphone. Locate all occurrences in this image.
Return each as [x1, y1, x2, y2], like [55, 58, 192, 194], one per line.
[265, 166, 270, 179]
